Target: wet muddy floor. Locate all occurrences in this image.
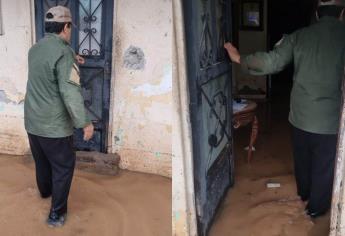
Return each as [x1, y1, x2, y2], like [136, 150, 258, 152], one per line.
[210, 101, 330, 236]
[0, 155, 171, 236]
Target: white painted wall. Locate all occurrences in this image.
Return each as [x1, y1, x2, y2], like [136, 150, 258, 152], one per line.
[110, 0, 172, 177]
[0, 0, 33, 155]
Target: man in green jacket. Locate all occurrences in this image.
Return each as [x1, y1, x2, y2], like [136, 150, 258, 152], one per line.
[24, 6, 94, 227]
[225, 0, 345, 218]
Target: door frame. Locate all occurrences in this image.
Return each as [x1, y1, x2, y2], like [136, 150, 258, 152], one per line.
[31, 0, 116, 153]
[107, 0, 117, 154]
[172, 0, 198, 235]
[330, 68, 345, 236]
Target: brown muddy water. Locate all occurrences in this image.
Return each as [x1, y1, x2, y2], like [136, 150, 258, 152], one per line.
[0, 155, 171, 236]
[210, 104, 330, 236]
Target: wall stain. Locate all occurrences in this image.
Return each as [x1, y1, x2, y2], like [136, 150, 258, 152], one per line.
[165, 125, 172, 133]
[0, 90, 14, 104]
[123, 46, 146, 70]
[0, 90, 24, 114]
[131, 64, 172, 97]
[114, 128, 124, 146]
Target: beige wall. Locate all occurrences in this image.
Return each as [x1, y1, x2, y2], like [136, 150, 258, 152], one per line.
[0, 0, 33, 155]
[109, 0, 172, 177]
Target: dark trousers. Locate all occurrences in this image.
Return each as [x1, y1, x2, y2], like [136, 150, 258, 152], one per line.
[28, 133, 76, 216]
[292, 126, 337, 214]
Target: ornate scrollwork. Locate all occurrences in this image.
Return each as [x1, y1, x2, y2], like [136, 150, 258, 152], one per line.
[83, 15, 97, 23]
[197, 0, 232, 173]
[78, 0, 103, 56]
[201, 82, 230, 172]
[208, 91, 228, 147]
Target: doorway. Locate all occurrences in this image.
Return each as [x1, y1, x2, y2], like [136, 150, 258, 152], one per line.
[34, 0, 114, 153]
[209, 0, 332, 235]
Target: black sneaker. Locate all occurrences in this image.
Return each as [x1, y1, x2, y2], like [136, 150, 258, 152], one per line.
[304, 205, 309, 214]
[46, 212, 66, 227]
[306, 209, 327, 218]
[40, 193, 51, 199]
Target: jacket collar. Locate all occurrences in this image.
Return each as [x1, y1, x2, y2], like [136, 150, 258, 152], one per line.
[45, 33, 69, 45]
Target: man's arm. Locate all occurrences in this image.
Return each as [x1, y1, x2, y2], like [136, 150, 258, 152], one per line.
[56, 53, 94, 141]
[224, 34, 295, 76]
[224, 42, 241, 64]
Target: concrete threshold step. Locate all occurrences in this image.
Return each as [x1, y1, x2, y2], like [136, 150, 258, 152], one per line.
[24, 151, 121, 176]
[76, 151, 120, 175]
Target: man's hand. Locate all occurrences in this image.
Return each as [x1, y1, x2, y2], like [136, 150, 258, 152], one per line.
[75, 54, 85, 65]
[83, 123, 94, 141]
[224, 42, 241, 64]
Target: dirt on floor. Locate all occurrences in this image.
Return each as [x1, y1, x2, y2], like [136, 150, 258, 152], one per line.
[209, 102, 330, 236]
[0, 155, 171, 236]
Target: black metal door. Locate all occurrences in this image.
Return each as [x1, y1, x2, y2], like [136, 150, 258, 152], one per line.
[183, 0, 234, 235]
[35, 0, 114, 152]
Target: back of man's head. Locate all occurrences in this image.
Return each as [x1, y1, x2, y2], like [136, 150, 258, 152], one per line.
[44, 6, 72, 34]
[317, 0, 345, 18]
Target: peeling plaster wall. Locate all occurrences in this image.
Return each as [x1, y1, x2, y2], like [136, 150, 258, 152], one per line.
[110, 0, 172, 177]
[0, 0, 33, 155]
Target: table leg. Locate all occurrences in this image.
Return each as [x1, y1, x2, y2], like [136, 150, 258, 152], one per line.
[248, 116, 259, 163]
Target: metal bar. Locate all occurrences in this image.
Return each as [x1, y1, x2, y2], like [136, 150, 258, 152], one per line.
[88, 0, 91, 55]
[79, 1, 88, 16]
[91, 0, 103, 17]
[198, 66, 230, 86]
[79, 31, 90, 49]
[200, 60, 229, 73]
[0, 0, 3, 35]
[90, 31, 101, 46]
[210, 0, 217, 63]
[198, 85, 230, 141]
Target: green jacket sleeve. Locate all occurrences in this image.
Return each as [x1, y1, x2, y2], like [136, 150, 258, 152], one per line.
[240, 34, 295, 76]
[56, 51, 91, 129]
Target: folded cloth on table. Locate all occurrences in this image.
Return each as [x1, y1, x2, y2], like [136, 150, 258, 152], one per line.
[232, 100, 247, 113]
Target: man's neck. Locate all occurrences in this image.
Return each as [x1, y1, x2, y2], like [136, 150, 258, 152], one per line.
[57, 33, 69, 44]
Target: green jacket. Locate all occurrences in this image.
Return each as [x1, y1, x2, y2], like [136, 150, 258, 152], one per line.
[24, 33, 90, 138]
[241, 16, 345, 134]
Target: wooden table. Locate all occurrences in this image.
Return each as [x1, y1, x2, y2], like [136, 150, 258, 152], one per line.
[233, 100, 259, 163]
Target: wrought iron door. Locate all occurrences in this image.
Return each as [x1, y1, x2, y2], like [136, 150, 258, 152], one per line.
[35, 0, 114, 152]
[183, 0, 234, 235]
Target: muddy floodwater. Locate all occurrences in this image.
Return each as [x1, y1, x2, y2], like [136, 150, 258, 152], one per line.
[210, 103, 330, 236]
[0, 155, 171, 236]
